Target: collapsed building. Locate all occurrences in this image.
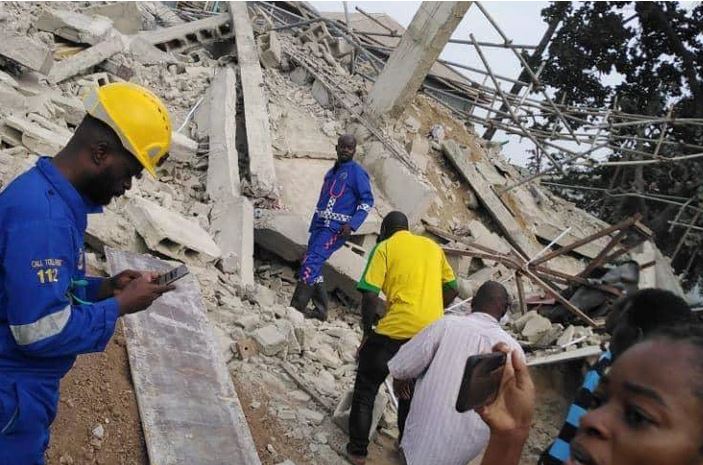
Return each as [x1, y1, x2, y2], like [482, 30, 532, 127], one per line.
[0, 2, 689, 465]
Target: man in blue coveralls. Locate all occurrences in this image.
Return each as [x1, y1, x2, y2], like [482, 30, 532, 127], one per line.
[290, 134, 374, 321]
[0, 82, 176, 465]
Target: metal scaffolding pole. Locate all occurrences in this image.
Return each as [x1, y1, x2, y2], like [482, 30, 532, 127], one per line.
[469, 33, 565, 174]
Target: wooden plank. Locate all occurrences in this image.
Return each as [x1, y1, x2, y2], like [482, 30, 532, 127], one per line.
[105, 248, 261, 465]
[527, 345, 602, 367]
[442, 140, 542, 260]
[229, 2, 277, 198]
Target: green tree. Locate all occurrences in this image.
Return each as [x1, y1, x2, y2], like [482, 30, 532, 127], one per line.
[537, 1, 703, 288]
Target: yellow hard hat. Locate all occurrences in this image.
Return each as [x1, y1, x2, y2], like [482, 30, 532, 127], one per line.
[83, 82, 172, 177]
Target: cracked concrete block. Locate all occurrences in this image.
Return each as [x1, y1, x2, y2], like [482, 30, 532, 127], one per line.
[258, 31, 282, 69]
[49, 33, 125, 83]
[49, 94, 85, 126]
[36, 8, 113, 45]
[521, 314, 553, 339]
[333, 389, 387, 438]
[252, 324, 287, 357]
[127, 196, 221, 264]
[0, 31, 53, 74]
[3, 116, 70, 155]
[138, 13, 233, 53]
[85, 2, 141, 35]
[86, 206, 142, 253]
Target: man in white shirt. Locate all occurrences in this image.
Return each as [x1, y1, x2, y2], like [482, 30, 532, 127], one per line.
[388, 281, 524, 465]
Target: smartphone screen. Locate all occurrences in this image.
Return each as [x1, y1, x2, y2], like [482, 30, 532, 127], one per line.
[155, 264, 189, 286]
[456, 352, 507, 413]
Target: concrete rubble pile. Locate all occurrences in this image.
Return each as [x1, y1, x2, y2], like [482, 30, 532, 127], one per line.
[0, 2, 689, 464]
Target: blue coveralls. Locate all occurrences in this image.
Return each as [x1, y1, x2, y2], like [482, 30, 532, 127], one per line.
[300, 160, 374, 285]
[0, 158, 119, 465]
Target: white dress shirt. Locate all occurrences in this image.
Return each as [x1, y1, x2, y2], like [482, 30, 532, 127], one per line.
[388, 312, 524, 465]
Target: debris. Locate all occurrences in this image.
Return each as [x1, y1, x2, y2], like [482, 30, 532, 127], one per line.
[258, 31, 282, 69]
[211, 197, 255, 287]
[138, 13, 233, 53]
[2, 115, 70, 155]
[229, 1, 277, 198]
[85, 2, 142, 35]
[105, 249, 260, 465]
[235, 338, 258, 360]
[126, 196, 221, 264]
[0, 30, 53, 74]
[205, 66, 240, 203]
[36, 9, 114, 45]
[332, 389, 387, 439]
[91, 424, 105, 440]
[252, 325, 288, 357]
[169, 132, 198, 163]
[48, 33, 125, 83]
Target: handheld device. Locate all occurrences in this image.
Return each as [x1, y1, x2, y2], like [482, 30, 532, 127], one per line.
[456, 351, 507, 413]
[155, 264, 189, 286]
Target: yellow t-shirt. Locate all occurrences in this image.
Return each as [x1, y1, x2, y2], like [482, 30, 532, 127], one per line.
[357, 230, 457, 340]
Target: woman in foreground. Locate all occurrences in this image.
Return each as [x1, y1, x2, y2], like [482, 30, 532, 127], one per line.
[479, 324, 703, 465]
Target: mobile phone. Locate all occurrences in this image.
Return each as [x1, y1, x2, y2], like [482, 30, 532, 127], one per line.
[456, 352, 507, 413]
[155, 264, 189, 286]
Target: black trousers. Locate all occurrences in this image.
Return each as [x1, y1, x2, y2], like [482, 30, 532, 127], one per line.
[347, 332, 412, 457]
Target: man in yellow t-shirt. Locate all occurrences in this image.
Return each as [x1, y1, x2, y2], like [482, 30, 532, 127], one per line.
[346, 211, 458, 464]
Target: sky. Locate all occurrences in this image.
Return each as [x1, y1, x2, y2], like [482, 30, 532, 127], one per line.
[312, 1, 551, 165]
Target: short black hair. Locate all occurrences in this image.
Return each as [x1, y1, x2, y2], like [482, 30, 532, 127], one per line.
[646, 323, 703, 400]
[472, 280, 509, 317]
[623, 288, 691, 334]
[71, 114, 127, 155]
[379, 211, 408, 242]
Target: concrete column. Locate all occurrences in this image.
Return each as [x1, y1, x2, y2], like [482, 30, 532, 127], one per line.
[366, 2, 471, 119]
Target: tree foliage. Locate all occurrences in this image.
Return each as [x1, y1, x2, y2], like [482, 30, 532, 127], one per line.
[537, 1, 703, 289]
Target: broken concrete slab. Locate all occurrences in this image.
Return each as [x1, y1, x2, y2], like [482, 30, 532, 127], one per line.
[86, 206, 143, 253]
[362, 141, 433, 225]
[254, 211, 367, 302]
[258, 31, 282, 69]
[126, 36, 179, 66]
[138, 13, 233, 53]
[441, 139, 543, 259]
[0, 30, 53, 74]
[105, 249, 261, 465]
[229, 2, 277, 198]
[210, 197, 255, 287]
[36, 8, 113, 45]
[127, 196, 221, 264]
[206, 66, 240, 203]
[49, 33, 125, 83]
[2, 115, 70, 155]
[275, 107, 336, 159]
[467, 220, 511, 255]
[85, 2, 142, 35]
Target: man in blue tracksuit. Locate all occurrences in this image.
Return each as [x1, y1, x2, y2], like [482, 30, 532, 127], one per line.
[290, 134, 374, 321]
[0, 83, 175, 464]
